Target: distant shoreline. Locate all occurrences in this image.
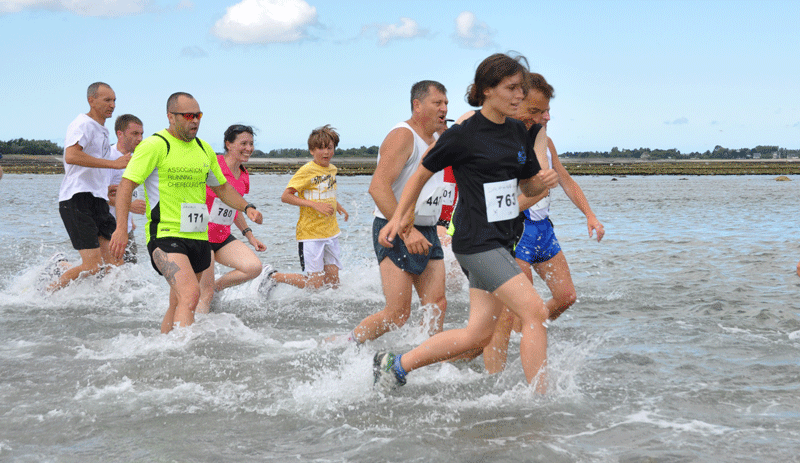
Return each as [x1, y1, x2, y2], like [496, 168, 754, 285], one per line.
[2, 155, 800, 176]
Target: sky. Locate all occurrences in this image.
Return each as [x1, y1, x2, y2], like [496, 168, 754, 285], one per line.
[0, 0, 798, 154]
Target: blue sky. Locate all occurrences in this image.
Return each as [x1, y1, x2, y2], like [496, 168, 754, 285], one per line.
[1, 0, 797, 154]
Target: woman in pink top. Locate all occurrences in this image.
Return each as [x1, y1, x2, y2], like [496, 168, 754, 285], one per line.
[197, 125, 266, 313]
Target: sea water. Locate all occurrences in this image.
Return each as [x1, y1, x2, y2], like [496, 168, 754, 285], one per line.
[1, 173, 799, 462]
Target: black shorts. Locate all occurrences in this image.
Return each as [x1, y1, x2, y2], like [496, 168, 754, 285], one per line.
[147, 237, 212, 275]
[59, 192, 117, 250]
[372, 217, 443, 276]
[210, 234, 237, 253]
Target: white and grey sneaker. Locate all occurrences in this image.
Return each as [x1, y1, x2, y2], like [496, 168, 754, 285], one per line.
[258, 263, 278, 297]
[373, 352, 406, 392]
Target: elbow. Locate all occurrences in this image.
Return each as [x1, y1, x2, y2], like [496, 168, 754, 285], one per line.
[367, 184, 379, 201]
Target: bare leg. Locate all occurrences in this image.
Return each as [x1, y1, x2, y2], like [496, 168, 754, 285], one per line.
[411, 258, 447, 335]
[152, 249, 202, 334]
[400, 288, 503, 371]
[482, 307, 516, 373]
[161, 286, 179, 333]
[274, 264, 339, 290]
[212, 240, 262, 291]
[322, 264, 340, 288]
[272, 271, 310, 288]
[401, 273, 549, 390]
[532, 251, 576, 321]
[196, 251, 216, 315]
[51, 247, 104, 290]
[352, 258, 414, 343]
[492, 273, 549, 391]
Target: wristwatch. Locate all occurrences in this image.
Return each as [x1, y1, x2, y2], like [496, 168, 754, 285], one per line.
[244, 203, 257, 213]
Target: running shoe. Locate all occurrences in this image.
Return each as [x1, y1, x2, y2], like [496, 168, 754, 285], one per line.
[36, 252, 67, 293]
[258, 263, 277, 297]
[373, 352, 406, 392]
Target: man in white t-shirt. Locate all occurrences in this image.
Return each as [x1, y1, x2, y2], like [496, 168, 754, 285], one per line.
[108, 114, 146, 263]
[51, 82, 131, 291]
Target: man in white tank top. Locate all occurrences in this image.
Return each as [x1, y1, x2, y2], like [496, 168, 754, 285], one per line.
[349, 81, 449, 344]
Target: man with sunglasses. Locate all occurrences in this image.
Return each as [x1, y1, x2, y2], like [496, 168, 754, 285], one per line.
[110, 92, 263, 333]
[51, 82, 131, 292]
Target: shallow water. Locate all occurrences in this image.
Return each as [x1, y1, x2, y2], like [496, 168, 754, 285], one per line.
[1, 173, 799, 462]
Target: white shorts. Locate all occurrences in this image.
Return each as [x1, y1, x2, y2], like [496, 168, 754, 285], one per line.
[298, 237, 342, 274]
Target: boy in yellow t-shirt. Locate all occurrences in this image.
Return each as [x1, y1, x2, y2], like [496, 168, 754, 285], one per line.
[265, 125, 349, 291]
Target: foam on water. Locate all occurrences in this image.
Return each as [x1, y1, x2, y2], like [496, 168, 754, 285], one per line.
[3, 174, 800, 461]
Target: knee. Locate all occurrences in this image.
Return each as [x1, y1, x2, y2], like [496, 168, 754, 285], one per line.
[435, 296, 447, 313]
[198, 284, 214, 304]
[384, 306, 411, 326]
[243, 261, 263, 280]
[178, 286, 201, 308]
[554, 288, 577, 309]
[521, 304, 549, 325]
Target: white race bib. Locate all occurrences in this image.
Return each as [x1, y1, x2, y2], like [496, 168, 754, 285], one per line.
[484, 179, 518, 223]
[209, 197, 236, 226]
[416, 186, 444, 217]
[180, 203, 208, 233]
[441, 182, 456, 206]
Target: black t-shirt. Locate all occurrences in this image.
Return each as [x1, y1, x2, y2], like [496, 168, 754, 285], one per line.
[422, 111, 542, 254]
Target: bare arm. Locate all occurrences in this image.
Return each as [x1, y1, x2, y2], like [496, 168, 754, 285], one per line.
[519, 127, 558, 198]
[109, 178, 138, 259]
[368, 127, 414, 219]
[234, 209, 266, 251]
[210, 182, 263, 224]
[65, 143, 130, 169]
[378, 164, 436, 254]
[550, 140, 604, 241]
[281, 187, 334, 216]
[336, 201, 349, 221]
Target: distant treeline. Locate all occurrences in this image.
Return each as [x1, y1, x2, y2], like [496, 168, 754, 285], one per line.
[0, 138, 382, 158]
[4, 138, 799, 160]
[250, 146, 380, 158]
[1, 138, 62, 156]
[563, 145, 800, 160]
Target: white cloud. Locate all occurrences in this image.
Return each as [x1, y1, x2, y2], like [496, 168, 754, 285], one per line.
[211, 0, 317, 44]
[375, 17, 428, 46]
[0, 0, 55, 14]
[454, 11, 495, 49]
[0, 0, 148, 16]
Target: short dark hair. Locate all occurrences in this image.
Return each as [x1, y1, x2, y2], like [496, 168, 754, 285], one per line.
[466, 53, 529, 107]
[114, 114, 143, 134]
[166, 92, 194, 112]
[224, 124, 255, 150]
[308, 124, 340, 151]
[410, 80, 447, 112]
[526, 72, 555, 100]
[87, 82, 111, 98]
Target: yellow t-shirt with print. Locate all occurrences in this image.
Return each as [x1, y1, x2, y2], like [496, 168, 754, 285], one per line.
[287, 161, 340, 241]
